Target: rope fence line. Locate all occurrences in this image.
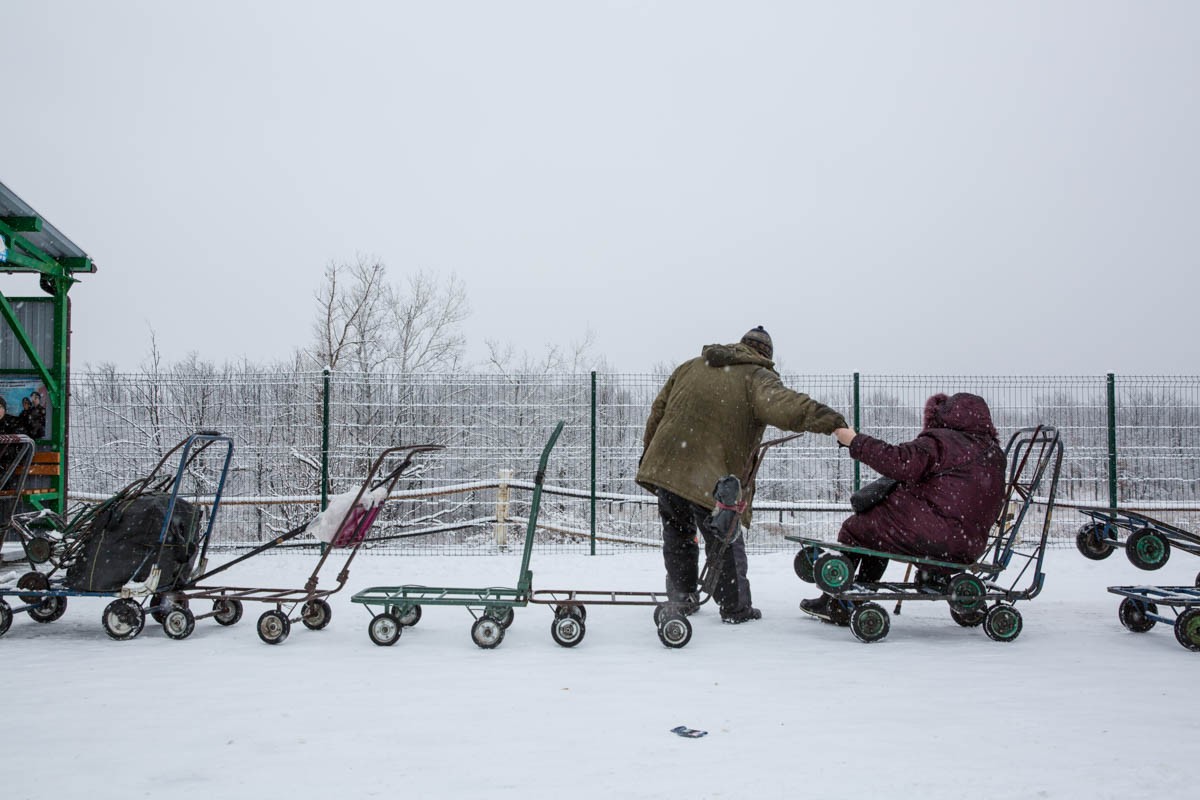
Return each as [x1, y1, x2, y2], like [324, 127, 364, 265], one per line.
[60, 370, 1200, 554]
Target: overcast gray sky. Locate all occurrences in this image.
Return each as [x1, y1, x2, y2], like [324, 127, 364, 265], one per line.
[4, 1, 1197, 375]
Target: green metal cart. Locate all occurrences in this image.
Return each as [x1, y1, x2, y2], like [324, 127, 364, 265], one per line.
[351, 421, 564, 649]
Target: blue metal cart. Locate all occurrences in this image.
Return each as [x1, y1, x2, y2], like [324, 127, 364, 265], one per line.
[0, 432, 233, 640]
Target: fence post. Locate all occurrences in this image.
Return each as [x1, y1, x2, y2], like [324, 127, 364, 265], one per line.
[1107, 372, 1118, 509]
[590, 370, 597, 556]
[321, 367, 331, 512]
[853, 372, 861, 492]
[495, 469, 513, 547]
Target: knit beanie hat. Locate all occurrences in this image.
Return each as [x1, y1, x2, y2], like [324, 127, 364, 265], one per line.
[740, 326, 773, 359]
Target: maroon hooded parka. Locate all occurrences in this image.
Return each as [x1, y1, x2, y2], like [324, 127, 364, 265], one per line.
[838, 393, 1007, 565]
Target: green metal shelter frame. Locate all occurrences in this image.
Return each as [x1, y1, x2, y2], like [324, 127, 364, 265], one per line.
[0, 179, 97, 513]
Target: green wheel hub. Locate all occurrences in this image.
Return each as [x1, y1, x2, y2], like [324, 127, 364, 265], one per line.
[1127, 528, 1170, 570]
[1175, 608, 1200, 651]
[815, 553, 854, 593]
[1135, 536, 1164, 565]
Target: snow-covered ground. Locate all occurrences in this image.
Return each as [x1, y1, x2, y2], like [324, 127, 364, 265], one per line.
[4, 546, 1197, 800]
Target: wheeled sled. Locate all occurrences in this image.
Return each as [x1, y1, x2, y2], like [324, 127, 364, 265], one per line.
[162, 443, 442, 644]
[350, 422, 564, 649]
[528, 433, 801, 649]
[787, 426, 1063, 644]
[0, 432, 234, 640]
[1107, 584, 1200, 652]
[1073, 500, 1200, 651]
[1075, 507, 1200, 580]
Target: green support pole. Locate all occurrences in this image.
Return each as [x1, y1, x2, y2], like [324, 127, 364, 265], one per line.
[1107, 373, 1118, 510]
[321, 367, 331, 511]
[852, 372, 861, 492]
[54, 289, 69, 511]
[590, 370, 597, 556]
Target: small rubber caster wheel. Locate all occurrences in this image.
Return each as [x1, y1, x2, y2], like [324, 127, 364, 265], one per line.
[471, 616, 505, 649]
[369, 613, 402, 646]
[551, 614, 586, 647]
[257, 610, 291, 645]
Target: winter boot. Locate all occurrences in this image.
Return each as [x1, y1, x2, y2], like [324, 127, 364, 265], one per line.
[915, 568, 952, 595]
[720, 605, 762, 624]
[799, 594, 852, 627]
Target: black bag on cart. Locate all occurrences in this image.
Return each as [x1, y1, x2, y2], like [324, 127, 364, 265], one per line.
[850, 477, 899, 514]
[65, 492, 204, 592]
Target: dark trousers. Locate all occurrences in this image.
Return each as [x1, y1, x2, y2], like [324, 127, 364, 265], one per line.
[657, 488, 751, 613]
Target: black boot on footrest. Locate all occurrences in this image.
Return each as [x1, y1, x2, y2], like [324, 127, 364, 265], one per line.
[800, 594, 852, 627]
[916, 568, 952, 595]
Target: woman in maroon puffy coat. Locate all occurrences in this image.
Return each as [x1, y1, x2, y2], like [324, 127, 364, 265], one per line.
[803, 392, 1007, 623]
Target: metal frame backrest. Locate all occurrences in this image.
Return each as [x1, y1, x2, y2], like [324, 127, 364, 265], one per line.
[169, 432, 235, 559]
[982, 425, 1063, 571]
[189, 442, 444, 586]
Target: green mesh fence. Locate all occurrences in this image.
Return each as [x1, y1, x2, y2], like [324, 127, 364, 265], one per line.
[64, 370, 1200, 555]
[1113, 375, 1200, 533]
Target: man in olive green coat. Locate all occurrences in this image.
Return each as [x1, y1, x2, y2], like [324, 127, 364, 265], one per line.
[636, 326, 849, 623]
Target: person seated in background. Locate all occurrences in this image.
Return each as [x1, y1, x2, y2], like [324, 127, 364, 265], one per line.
[0, 398, 21, 435]
[23, 393, 46, 439]
[803, 392, 1007, 624]
[18, 397, 34, 438]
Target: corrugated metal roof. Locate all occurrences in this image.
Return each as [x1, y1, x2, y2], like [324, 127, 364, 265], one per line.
[0, 179, 96, 271]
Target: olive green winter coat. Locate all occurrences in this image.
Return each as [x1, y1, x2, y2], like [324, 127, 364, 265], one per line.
[635, 342, 848, 524]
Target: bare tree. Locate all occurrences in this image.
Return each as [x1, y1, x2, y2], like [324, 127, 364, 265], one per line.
[484, 328, 604, 376]
[393, 269, 469, 373]
[307, 258, 468, 374]
[308, 255, 394, 371]
[136, 327, 166, 456]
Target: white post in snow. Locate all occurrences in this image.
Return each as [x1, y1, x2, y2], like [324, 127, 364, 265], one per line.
[495, 469, 513, 547]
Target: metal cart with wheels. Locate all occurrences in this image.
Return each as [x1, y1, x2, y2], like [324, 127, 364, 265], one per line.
[787, 426, 1063, 644]
[160, 443, 443, 644]
[1107, 584, 1200, 652]
[0, 432, 234, 640]
[528, 433, 801, 649]
[1074, 507, 1200, 576]
[1073, 497, 1200, 652]
[350, 422, 564, 650]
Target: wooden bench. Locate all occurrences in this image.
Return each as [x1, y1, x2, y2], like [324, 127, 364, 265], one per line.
[0, 449, 61, 509]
